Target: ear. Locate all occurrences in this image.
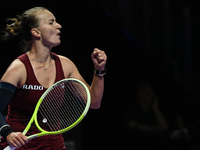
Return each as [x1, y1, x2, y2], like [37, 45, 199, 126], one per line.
[31, 28, 41, 38]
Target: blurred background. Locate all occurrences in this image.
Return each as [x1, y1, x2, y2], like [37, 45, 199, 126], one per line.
[0, 0, 200, 150]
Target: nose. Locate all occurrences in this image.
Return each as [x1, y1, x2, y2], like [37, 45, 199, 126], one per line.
[56, 22, 62, 29]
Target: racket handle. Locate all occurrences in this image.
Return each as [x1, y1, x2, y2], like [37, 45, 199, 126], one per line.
[3, 145, 16, 150]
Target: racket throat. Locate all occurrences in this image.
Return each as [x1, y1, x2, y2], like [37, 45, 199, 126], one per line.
[22, 115, 35, 135]
[22, 129, 28, 135]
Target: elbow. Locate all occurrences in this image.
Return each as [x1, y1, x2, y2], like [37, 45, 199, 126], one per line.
[89, 95, 102, 109]
[90, 103, 101, 109]
[163, 123, 169, 131]
[159, 123, 169, 133]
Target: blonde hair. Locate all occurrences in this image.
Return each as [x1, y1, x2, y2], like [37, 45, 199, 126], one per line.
[2, 7, 48, 52]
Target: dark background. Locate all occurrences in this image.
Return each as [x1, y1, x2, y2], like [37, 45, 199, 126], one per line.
[1, 0, 200, 150]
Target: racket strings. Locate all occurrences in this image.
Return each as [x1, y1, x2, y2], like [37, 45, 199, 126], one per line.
[39, 82, 86, 131]
[37, 81, 88, 132]
[51, 82, 86, 129]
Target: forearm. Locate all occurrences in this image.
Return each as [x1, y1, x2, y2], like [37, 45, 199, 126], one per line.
[0, 113, 7, 130]
[90, 75, 104, 109]
[0, 82, 16, 139]
[128, 120, 161, 132]
[89, 48, 107, 109]
[153, 107, 168, 131]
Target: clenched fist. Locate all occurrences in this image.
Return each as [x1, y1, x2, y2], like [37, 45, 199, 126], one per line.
[91, 48, 107, 71]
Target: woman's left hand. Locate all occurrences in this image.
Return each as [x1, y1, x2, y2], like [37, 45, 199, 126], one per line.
[91, 48, 107, 71]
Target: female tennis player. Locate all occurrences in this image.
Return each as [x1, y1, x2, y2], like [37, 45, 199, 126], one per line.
[0, 7, 107, 149]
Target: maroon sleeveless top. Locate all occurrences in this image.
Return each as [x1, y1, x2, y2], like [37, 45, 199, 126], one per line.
[0, 53, 67, 150]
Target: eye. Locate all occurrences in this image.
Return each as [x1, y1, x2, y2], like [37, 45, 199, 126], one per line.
[48, 19, 55, 25]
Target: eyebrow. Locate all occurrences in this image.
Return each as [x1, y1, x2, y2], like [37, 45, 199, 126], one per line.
[48, 19, 55, 22]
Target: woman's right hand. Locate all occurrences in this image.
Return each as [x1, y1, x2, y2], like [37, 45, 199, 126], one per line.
[6, 132, 28, 148]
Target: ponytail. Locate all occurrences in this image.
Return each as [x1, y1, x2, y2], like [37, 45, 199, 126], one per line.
[2, 15, 22, 40]
[1, 7, 47, 52]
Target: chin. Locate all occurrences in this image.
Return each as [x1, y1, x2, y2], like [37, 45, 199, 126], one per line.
[54, 41, 61, 47]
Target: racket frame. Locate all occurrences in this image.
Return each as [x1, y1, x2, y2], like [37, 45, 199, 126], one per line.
[23, 78, 91, 140]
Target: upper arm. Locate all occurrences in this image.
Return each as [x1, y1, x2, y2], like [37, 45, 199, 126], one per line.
[0, 59, 26, 88]
[58, 55, 90, 87]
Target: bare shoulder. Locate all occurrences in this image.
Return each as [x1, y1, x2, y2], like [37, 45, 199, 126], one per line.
[57, 55, 83, 80]
[57, 55, 74, 65]
[57, 55, 77, 78]
[1, 59, 26, 87]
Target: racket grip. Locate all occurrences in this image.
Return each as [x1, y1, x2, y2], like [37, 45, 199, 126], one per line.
[3, 145, 16, 150]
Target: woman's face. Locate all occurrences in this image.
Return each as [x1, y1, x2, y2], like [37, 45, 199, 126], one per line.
[36, 10, 62, 49]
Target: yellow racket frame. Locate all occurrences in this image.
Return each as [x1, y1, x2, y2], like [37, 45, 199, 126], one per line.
[22, 78, 91, 140]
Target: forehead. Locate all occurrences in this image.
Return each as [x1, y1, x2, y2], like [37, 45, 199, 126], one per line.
[37, 10, 55, 23]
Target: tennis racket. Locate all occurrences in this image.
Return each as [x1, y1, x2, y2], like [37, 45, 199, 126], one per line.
[4, 78, 91, 150]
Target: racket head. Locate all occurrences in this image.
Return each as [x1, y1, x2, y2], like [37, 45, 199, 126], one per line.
[33, 78, 91, 136]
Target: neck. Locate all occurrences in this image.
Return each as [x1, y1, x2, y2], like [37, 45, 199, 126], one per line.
[30, 39, 53, 61]
[29, 51, 51, 63]
[27, 48, 53, 70]
[29, 43, 52, 61]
